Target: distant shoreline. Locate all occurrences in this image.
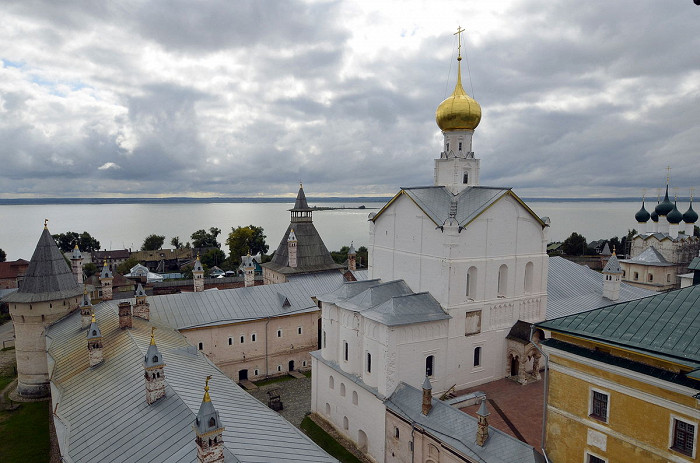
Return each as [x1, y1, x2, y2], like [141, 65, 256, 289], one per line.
[0, 196, 665, 206]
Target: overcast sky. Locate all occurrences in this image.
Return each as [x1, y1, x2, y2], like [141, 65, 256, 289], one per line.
[1, 0, 698, 199]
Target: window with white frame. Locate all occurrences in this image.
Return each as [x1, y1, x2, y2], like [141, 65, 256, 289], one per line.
[297, 326, 302, 335]
[589, 389, 609, 422]
[425, 355, 434, 377]
[586, 452, 606, 463]
[670, 416, 696, 457]
[466, 266, 477, 298]
[251, 333, 257, 342]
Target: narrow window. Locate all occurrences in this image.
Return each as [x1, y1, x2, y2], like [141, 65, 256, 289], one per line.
[277, 365, 281, 372]
[671, 418, 695, 456]
[463, 172, 468, 184]
[343, 416, 349, 430]
[394, 427, 400, 439]
[524, 262, 534, 294]
[425, 355, 434, 377]
[498, 264, 508, 297]
[323, 331, 327, 348]
[590, 390, 609, 422]
[648, 274, 653, 282]
[474, 347, 481, 366]
[587, 454, 606, 463]
[466, 266, 477, 297]
[277, 329, 282, 338]
[634, 272, 639, 281]
[340, 383, 346, 397]
[240, 335, 244, 343]
[198, 342, 203, 350]
[297, 326, 302, 335]
[254, 369, 259, 376]
[302, 360, 307, 367]
[329, 375, 334, 389]
[228, 337, 232, 346]
[458, 141, 463, 151]
[325, 403, 331, 415]
[667, 274, 671, 282]
[251, 333, 256, 342]
[344, 341, 349, 361]
[366, 352, 372, 373]
[446, 142, 450, 152]
[352, 390, 358, 405]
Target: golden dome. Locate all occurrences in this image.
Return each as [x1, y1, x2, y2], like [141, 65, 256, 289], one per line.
[435, 56, 481, 131]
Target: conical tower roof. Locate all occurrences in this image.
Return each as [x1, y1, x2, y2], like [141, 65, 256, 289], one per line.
[3, 227, 82, 303]
[291, 184, 313, 212]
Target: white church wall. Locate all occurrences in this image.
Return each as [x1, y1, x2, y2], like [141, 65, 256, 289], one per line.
[321, 304, 340, 361]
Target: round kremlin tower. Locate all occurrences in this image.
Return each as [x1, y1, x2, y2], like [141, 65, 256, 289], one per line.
[2, 222, 82, 397]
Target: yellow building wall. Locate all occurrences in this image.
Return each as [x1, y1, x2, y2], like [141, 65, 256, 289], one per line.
[545, 353, 699, 463]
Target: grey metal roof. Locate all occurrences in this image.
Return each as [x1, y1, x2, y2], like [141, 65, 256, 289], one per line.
[621, 246, 674, 267]
[349, 269, 369, 281]
[47, 302, 337, 463]
[287, 271, 349, 298]
[602, 253, 622, 274]
[362, 292, 450, 326]
[342, 280, 414, 312]
[2, 228, 82, 303]
[547, 257, 655, 319]
[372, 186, 545, 230]
[540, 285, 700, 367]
[385, 382, 540, 463]
[636, 232, 673, 242]
[317, 279, 381, 305]
[263, 222, 343, 275]
[145, 282, 321, 330]
[688, 257, 700, 271]
[600, 243, 612, 256]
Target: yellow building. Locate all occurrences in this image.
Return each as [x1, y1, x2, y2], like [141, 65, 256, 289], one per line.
[537, 284, 700, 463]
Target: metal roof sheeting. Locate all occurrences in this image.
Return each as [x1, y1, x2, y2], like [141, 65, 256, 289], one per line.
[620, 246, 674, 266]
[47, 303, 337, 463]
[547, 257, 655, 319]
[263, 222, 343, 275]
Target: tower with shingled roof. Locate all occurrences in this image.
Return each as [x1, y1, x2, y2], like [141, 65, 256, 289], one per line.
[193, 254, 204, 292]
[99, 261, 113, 300]
[133, 283, 150, 319]
[144, 327, 166, 404]
[80, 287, 92, 329]
[70, 244, 83, 285]
[86, 312, 104, 367]
[1, 222, 83, 397]
[194, 376, 225, 463]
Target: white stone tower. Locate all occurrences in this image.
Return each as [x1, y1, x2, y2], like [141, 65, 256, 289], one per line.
[70, 244, 83, 285]
[86, 313, 104, 367]
[1, 223, 82, 397]
[242, 252, 255, 288]
[144, 327, 166, 404]
[347, 242, 357, 271]
[99, 262, 113, 300]
[434, 27, 482, 194]
[80, 287, 93, 329]
[193, 254, 204, 292]
[602, 249, 623, 301]
[133, 283, 150, 320]
[194, 376, 225, 463]
[287, 229, 298, 268]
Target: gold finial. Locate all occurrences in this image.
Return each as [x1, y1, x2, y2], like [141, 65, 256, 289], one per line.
[203, 375, 212, 402]
[196, 253, 200, 260]
[83, 285, 88, 295]
[454, 25, 465, 61]
[150, 327, 156, 345]
[103, 261, 108, 267]
[612, 246, 616, 256]
[44, 218, 48, 229]
[91, 312, 96, 323]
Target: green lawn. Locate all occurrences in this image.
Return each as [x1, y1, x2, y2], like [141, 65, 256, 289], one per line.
[253, 374, 295, 387]
[301, 416, 363, 463]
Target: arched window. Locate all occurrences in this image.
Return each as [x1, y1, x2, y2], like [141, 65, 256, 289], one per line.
[329, 375, 334, 389]
[209, 417, 216, 427]
[340, 383, 346, 397]
[466, 266, 477, 298]
[198, 342, 203, 350]
[366, 352, 372, 373]
[343, 416, 349, 430]
[228, 337, 232, 345]
[352, 391, 358, 405]
[358, 430, 368, 452]
[524, 262, 534, 294]
[325, 403, 331, 415]
[152, 355, 158, 363]
[474, 346, 482, 367]
[498, 264, 508, 297]
[426, 355, 434, 377]
[648, 274, 653, 282]
[92, 330, 97, 336]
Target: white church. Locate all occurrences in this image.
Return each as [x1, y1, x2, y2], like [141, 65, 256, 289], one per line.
[310, 33, 548, 462]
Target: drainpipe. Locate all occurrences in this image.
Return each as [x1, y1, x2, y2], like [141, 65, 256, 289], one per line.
[265, 317, 270, 378]
[529, 324, 552, 463]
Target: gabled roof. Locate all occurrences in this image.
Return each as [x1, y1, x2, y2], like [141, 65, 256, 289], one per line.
[385, 383, 541, 463]
[262, 222, 343, 275]
[547, 257, 654, 319]
[621, 246, 674, 267]
[688, 257, 700, 271]
[342, 280, 413, 312]
[0, 259, 29, 280]
[2, 228, 82, 303]
[538, 284, 700, 367]
[47, 302, 336, 463]
[317, 279, 381, 305]
[371, 186, 546, 229]
[602, 253, 622, 274]
[362, 292, 449, 326]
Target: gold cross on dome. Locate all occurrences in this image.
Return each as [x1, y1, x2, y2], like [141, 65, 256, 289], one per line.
[454, 26, 465, 58]
[667, 165, 671, 184]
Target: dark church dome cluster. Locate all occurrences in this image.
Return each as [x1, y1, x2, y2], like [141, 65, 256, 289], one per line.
[635, 184, 697, 227]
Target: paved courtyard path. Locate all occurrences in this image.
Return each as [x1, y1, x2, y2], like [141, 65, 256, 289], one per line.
[247, 376, 312, 429]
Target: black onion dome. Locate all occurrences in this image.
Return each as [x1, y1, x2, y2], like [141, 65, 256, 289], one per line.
[634, 201, 650, 223]
[683, 202, 698, 223]
[668, 202, 683, 224]
[655, 186, 674, 216]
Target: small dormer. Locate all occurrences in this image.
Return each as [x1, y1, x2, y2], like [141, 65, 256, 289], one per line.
[144, 327, 166, 404]
[133, 283, 150, 320]
[86, 313, 104, 367]
[194, 376, 225, 463]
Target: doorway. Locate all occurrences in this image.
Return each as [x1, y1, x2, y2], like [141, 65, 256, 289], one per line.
[510, 356, 519, 377]
[288, 360, 295, 372]
[238, 369, 248, 381]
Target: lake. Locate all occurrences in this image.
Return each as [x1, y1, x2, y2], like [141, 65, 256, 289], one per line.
[0, 198, 647, 261]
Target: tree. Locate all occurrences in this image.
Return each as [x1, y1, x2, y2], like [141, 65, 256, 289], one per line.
[562, 232, 587, 256]
[191, 227, 222, 249]
[201, 248, 226, 268]
[117, 257, 140, 275]
[171, 237, 183, 249]
[83, 262, 98, 278]
[331, 246, 350, 264]
[141, 234, 165, 251]
[0, 248, 5, 262]
[52, 231, 101, 253]
[226, 225, 268, 266]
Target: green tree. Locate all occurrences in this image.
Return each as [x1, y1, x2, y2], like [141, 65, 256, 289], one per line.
[331, 246, 350, 264]
[191, 227, 222, 249]
[201, 248, 226, 268]
[356, 246, 369, 268]
[0, 248, 5, 262]
[171, 237, 183, 249]
[141, 234, 165, 251]
[117, 257, 140, 275]
[52, 231, 101, 253]
[226, 225, 268, 266]
[83, 262, 98, 278]
[562, 232, 587, 256]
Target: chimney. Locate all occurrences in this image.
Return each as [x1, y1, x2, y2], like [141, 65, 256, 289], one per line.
[80, 287, 93, 329]
[118, 301, 132, 329]
[193, 254, 204, 292]
[194, 376, 225, 463]
[421, 376, 432, 415]
[476, 399, 490, 446]
[144, 327, 166, 404]
[86, 313, 104, 367]
[287, 229, 298, 268]
[133, 283, 150, 320]
[348, 242, 357, 271]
